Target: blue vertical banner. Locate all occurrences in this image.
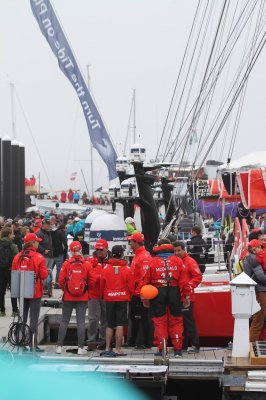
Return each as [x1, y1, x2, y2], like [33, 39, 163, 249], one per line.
[30, 0, 118, 180]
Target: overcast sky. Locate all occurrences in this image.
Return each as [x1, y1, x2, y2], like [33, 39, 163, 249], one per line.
[1, 0, 266, 195]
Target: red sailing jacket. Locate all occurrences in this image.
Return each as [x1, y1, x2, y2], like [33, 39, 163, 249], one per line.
[142, 246, 191, 299]
[131, 246, 151, 295]
[100, 258, 135, 302]
[12, 246, 48, 299]
[179, 253, 202, 302]
[59, 255, 92, 301]
[87, 253, 110, 299]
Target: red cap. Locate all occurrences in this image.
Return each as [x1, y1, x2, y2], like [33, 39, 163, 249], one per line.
[127, 232, 144, 243]
[251, 228, 262, 233]
[24, 233, 42, 243]
[95, 239, 108, 250]
[69, 241, 82, 252]
[249, 239, 262, 248]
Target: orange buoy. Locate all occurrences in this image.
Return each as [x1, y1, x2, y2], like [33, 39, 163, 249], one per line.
[140, 284, 158, 300]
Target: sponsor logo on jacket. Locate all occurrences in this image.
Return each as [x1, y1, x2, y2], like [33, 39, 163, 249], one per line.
[155, 266, 178, 272]
[108, 291, 126, 296]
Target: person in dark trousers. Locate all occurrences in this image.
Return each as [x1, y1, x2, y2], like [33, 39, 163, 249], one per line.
[37, 218, 54, 270]
[50, 219, 68, 288]
[13, 222, 24, 251]
[243, 241, 266, 342]
[73, 227, 90, 257]
[0, 227, 19, 316]
[12, 233, 48, 351]
[173, 241, 202, 354]
[87, 239, 111, 350]
[56, 241, 92, 355]
[186, 226, 209, 273]
[125, 232, 153, 349]
[100, 245, 134, 357]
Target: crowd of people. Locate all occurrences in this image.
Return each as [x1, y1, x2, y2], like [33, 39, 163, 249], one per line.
[46, 190, 110, 206]
[1, 203, 266, 356]
[0, 210, 205, 356]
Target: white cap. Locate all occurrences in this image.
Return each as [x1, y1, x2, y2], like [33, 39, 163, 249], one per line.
[125, 217, 134, 224]
[74, 217, 81, 222]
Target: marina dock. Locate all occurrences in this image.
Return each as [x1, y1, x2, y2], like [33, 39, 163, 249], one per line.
[1, 292, 266, 399]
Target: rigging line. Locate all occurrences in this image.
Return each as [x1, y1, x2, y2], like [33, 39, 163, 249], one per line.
[166, 0, 234, 161]
[123, 94, 134, 155]
[167, 10, 262, 213]
[180, 0, 229, 152]
[156, 0, 202, 161]
[217, 1, 242, 162]
[166, 0, 261, 163]
[169, 0, 228, 168]
[228, 0, 265, 162]
[199, 31, 266, 167]
[163, 0, 257, 161]
[63, 102, 80, 188]
[14, 88, 53, 190]
[195, 0, 249, 166]
[191, 0, 232, 166]
[165, 0, 214, 162]
[159, 0, 206, 161]
[197, 6, 266, 160]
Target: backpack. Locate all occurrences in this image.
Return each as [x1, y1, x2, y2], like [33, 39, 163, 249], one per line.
[0, 241, 12, 269]
[66, 258, 88, 296]
[18, 250, 35, 272]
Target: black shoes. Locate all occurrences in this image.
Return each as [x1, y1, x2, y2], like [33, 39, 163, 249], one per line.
[188, 346, 200, 354]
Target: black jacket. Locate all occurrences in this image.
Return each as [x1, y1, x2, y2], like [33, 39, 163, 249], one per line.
[37, 228, 53, 258]
[73, 228, 90, 256]
[187, 235, 209, 273]
[51, 228, 68, 258]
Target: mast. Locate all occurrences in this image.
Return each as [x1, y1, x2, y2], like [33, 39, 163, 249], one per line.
[133, 89, 136, 143]
[81, 168, 90, 197]
[86, 64, 94, 195]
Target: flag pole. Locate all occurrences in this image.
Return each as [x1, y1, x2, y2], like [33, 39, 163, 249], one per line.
[87, 64, 94, 196]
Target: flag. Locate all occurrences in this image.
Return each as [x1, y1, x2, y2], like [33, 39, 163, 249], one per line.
[70, 172, 77, 181]
[30, 0, 118, 180]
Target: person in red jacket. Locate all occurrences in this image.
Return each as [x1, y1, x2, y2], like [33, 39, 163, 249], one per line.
[60, 190, 67, 203]
[141, 238, 191, 357]
[100, 245, 134, 357]
[12, 233, 48, 352]
[173, 241, 202, 354]
[125, 232, 152, 349]
[56, 241, 92, 355]
[86, 238, 111, 350]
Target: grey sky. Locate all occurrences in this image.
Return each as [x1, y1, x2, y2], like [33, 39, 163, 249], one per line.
[1, 0, 266, 195]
